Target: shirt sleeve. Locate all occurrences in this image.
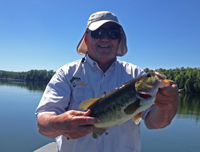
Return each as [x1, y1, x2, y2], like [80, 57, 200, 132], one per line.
[142, 104, 155, 120]
[35, 68, 71, 119]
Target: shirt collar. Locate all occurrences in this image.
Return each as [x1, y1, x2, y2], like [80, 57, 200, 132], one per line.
[85, 54, 116, 73]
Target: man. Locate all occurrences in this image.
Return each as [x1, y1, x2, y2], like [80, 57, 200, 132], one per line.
[36, 11, 179, 152]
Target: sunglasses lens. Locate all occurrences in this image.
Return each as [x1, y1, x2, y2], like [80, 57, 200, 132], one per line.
[108, 29, 121, 39]
[89, 28, 121, 39]
[92, 29, 105, 39]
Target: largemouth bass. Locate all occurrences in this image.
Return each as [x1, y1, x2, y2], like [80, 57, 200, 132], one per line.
[79, 71, 170, 139]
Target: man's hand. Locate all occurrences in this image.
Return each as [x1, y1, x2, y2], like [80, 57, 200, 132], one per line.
[155, 80, 179, 109]
[37, 110, 100, 139]
[144, 80, 179, 129]
[53, 110, 100, 139]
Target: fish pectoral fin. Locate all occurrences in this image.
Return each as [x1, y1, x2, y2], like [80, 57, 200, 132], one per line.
[92, 128, 108, 139]
[124, 99, 140, 115]
[79, 98, 100, 110]
[133, 112, 143, 125]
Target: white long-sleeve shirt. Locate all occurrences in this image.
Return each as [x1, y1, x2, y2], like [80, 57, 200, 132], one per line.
[36, 55, 150, 152]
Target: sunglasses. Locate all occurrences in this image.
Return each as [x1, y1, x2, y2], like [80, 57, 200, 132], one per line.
[88, 28, 121, 40]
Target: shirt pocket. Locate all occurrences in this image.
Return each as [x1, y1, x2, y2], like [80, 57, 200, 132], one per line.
[69, 86, 94, 111]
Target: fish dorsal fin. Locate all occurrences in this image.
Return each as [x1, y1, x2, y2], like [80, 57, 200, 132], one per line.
[101, 87, 119, 98]
[133, 112, 143, 125]
[79, 98, 100, 110]
[92, 128, 108, 139]
[124, 99, 140, 115]
[101, 94, 106, 98]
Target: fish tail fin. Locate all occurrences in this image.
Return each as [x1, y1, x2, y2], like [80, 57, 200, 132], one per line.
[92, 128, 108, 139]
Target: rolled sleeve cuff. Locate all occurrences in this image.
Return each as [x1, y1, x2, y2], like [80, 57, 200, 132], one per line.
[36, 111, 57, 120]
[142, 104, 155, 120]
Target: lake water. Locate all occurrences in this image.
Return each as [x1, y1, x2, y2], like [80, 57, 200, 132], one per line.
[0, 79, 200, 152]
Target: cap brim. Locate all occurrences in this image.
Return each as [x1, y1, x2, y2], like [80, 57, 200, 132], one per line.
[88, 20, 121, 31]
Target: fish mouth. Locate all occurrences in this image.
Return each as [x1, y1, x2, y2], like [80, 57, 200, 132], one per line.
[137, 92, 152, 99]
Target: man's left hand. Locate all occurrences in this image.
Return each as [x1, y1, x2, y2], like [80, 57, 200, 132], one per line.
[155, 80, 179, 109]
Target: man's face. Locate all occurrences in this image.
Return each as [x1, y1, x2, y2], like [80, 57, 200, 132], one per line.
[85, 22, 121, 64]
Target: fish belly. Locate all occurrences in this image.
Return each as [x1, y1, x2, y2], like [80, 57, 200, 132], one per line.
[94, 114, 133, 128]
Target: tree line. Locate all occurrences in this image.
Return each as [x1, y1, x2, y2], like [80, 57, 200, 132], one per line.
[0, 79, 47, 92]
[0, 70, 55, 82]
[144, 67, 200, 94]
[177, 94, 200, 123]
[0, 67, 200, 94]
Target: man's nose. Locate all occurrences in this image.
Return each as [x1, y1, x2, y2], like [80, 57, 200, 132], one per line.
[101, 32, 109, 41]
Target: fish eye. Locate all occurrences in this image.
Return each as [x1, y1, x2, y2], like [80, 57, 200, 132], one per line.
[146, 73, 151, 77]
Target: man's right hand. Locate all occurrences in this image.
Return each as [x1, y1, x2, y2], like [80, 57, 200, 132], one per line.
[37, 110, 100, 139]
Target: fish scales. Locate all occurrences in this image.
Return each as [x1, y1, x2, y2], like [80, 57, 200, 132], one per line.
[89, 80, 139, 127]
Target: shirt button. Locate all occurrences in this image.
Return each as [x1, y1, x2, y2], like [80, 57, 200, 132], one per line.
[103, 92, 106, 94]
[105, 132, 108, 135]
[104, 74, 106, 77]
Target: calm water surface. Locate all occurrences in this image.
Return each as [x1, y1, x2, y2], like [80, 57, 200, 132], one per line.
[0, 80, 54, 152]
[0, 79, 200, 152]
[141, 94, 200, 152]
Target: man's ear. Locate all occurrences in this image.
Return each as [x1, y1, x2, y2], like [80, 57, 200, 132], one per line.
[84, 33, 88, 46]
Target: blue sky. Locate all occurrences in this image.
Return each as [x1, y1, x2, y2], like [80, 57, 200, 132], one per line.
[1, 0, 199, 72]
